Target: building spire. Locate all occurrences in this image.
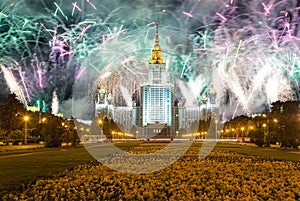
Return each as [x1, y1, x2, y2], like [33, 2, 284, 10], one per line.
[155, 21, 160, 45]
[149, 21, 165, 64]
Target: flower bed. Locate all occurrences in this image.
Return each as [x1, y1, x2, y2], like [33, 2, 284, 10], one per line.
[3, 143, 300, 200]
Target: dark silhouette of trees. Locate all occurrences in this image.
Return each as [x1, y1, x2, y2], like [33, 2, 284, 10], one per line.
[0, 94, 79, 147]
[223, 101, 299, 149]
[42, 116, 64, 147]
[269, 101, 300, 148]
[0, 93, 26, 137]
[68, 117, 79, 146]
[198, 118, 211, 134]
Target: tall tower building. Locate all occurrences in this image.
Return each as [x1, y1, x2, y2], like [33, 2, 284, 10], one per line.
[139, 22, 175, 137]
[96, 22, 181, 139]
[92, 22, 217, 140]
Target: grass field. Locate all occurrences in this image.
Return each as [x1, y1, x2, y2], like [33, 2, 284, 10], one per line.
[0, 146, 94, 195]
[0, 142, 299, 197]
[0, 144, 44, 153]
[214, 143, 300, 162]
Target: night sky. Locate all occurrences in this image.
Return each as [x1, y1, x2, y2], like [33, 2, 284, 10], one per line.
[1, 0, 299, 118]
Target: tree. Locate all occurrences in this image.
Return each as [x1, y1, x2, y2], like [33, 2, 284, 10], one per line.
[198, 118, 210, 133]
[0, 93, 26, 135]
[270, 101, 300, 149]
[248, 116, 265, 146]
[102, 117, 112, 139]
[68, 118, 79, 146]
[42, 116, 64, 148]
[250, 129, 264, 147]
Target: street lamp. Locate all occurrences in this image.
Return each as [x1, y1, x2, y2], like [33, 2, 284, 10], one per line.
[263, 123, 267, 145]
[135, 130, 139, 139]
[215, 119, 218, 140]
[220, 130, 224, 139]
[24, 116, 29, 144]
[201, 94, 208, 121]
[225, 129, 229, 138]
[241, 127, 245, 138]
[98, 119, 103, 140]
[248, 126, 254, 137]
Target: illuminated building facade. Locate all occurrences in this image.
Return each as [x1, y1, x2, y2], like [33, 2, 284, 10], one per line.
[95, 22, 218, 139]
[95, 84, 114, 119]
[132, 22, 178, 138]
[141, 22, 173, 127]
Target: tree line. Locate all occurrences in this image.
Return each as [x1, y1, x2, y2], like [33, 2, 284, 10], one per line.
[198, 101, 300, 149]
[0, 93, 78, 147]
[1, 93, 299, 149]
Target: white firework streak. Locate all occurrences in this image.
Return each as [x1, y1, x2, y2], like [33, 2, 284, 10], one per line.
[119, 85, 132, 107]
[51, 90, 59, 114]
[0, 65, 27, 106]
[217, 57, 249, 114]
[177, 80, 197, 107]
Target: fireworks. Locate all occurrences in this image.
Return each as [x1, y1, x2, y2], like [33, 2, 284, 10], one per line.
[0, 0, 299, 118]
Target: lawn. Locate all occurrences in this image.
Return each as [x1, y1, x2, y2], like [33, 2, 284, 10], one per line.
[0, 141, 142, 196]
[0, 141, 299, 197]
[214, 142, 300, 162]
[0, 146, 94, 196]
